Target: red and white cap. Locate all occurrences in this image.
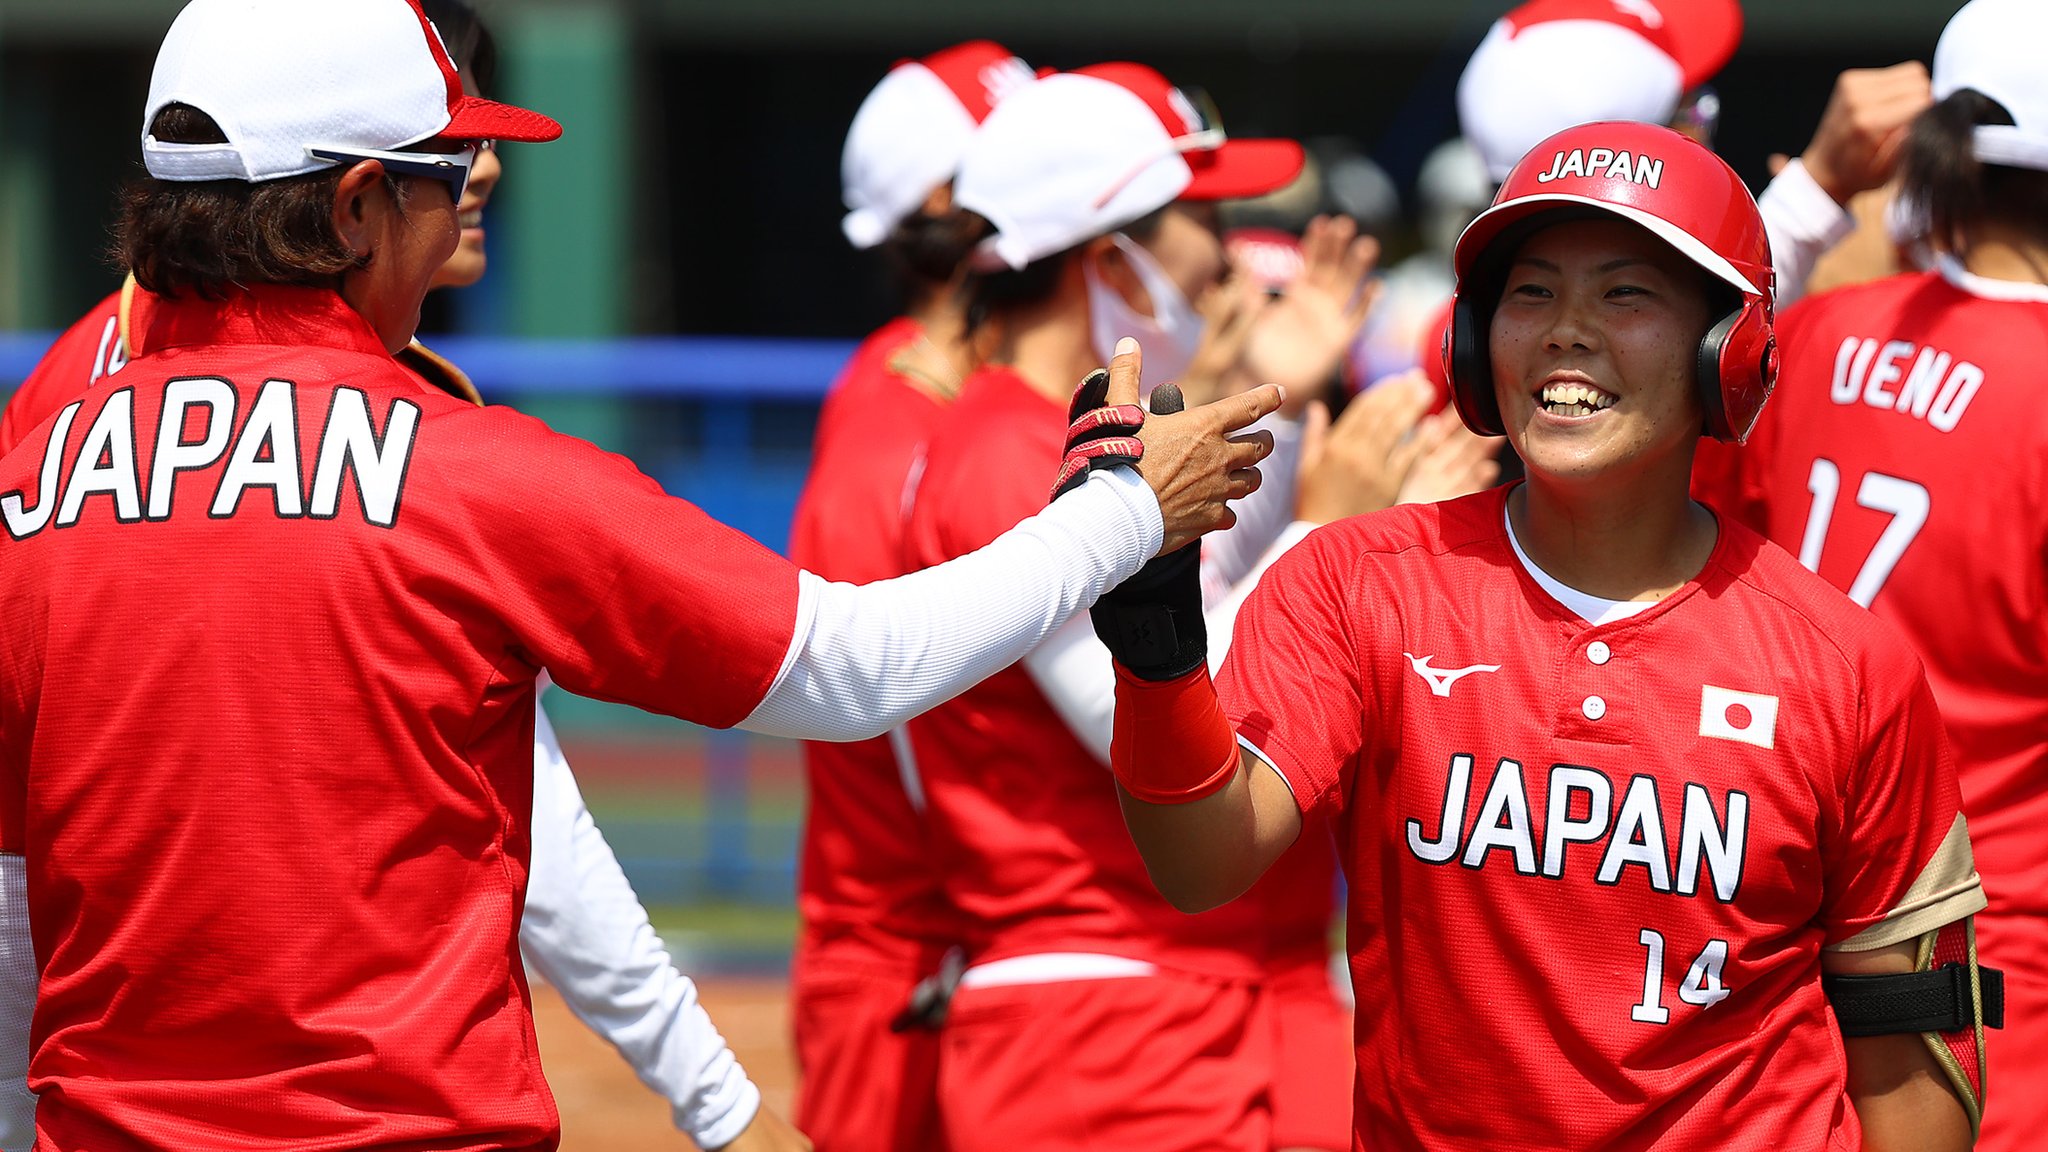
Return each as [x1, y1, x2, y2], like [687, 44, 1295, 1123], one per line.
[840, 41, 1036, 249]
[955, 62, 1304, 270]
[1458, 0, 1742, 181]
[142, 0, 561, 184]
[1933, 0, 2048, 172]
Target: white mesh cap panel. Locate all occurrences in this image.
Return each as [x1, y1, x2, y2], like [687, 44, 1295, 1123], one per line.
[955, 73, 1192, 270]
[840, 64, 981, 248]
[1458, 20, 1683, 182]
[142, 0, 455, 182]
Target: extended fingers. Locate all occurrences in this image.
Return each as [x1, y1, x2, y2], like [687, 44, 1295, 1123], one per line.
[1225, 428, 1276, 469]
[1207, 383, 1286, 433]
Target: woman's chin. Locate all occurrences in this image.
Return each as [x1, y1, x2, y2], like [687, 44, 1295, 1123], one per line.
[430, 246, 488, 293]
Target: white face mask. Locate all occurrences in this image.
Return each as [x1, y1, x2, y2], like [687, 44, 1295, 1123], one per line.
[1086, 232, 1207, 391]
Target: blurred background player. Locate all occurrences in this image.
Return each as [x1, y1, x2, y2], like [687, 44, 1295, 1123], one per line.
[0, 1, 1285, 1147]
[788, 39, 1031, 1152]
[1105, 121, 1990, 1150]
[1414, 0, 1934, 411]
[901, 61, 1492, 1151]
[0, 4, 798, 1147]
[1695, 2, 2048, 1147]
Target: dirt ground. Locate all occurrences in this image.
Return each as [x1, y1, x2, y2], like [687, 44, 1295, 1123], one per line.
[535, 976, 799, 1151]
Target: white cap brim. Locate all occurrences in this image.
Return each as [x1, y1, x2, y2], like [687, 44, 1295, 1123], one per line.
[1459, 192, 1762, 297]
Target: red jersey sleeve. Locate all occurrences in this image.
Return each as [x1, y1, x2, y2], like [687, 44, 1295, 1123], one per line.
[1821, 650, 1981, 949]
[436, 405, 802, 729]
[1215, 526, 1370, 819]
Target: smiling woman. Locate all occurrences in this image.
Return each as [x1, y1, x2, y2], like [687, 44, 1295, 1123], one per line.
[1100, 120, 1993, 1152]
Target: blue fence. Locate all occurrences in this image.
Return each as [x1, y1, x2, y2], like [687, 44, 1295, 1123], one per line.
[2, 332, 864, 913]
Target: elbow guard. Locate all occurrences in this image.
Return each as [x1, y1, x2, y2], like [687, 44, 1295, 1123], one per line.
[1822, 916, 2004, 1137]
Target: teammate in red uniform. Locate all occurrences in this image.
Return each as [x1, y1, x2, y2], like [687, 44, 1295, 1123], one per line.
[1697, 3, 2047, 1148]
[789, 40, 1033, 1152]
[0, 5, 802, 1146]
[1102, 121, 1995, 1151]
[899, 63, 1403, 1151]
[0, 3, 1280, 1150]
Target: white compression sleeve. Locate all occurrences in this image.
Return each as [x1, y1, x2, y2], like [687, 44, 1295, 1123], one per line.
[1199, 414, 1301, 608]
[1023, 520, 1318, 763]
[1758, 159, 1856, 307]
[519, 702, 761, 1149]
[740, 467, 1163, 742]
[0, 856, 32, 1152]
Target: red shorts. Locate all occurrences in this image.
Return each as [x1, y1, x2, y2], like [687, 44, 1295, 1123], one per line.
[791, 935, 947, 1152]
[937, 970, 1271, 1152]
[1266, 958, 1353, 1152]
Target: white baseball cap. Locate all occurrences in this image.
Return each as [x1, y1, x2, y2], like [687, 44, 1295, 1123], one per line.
[955, 63, 1304, 271]
[142, 0, 561, 185]
[1932, 0, 2048, 172]
[1458, 0, 1743, 181]
[840, 41, 1036, 249]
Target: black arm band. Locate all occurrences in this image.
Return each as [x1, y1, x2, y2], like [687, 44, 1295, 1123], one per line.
[1822, 962, 2005, 1037]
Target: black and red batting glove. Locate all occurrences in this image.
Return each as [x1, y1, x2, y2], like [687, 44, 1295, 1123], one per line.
[1088, 382, 1207, 682]
[1049, 368, 1148, 501]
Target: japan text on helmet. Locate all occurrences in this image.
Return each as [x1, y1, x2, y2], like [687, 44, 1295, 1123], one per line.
[1442, 120, 1777, 443]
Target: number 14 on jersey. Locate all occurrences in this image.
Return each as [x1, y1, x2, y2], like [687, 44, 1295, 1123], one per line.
[1633, 928, 1732, 1024]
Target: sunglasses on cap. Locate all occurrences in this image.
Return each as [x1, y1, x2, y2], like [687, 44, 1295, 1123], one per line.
[306, 141, 482, 203]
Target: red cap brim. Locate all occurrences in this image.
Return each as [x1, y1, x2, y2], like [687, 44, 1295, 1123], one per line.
[1659, 0, 1743, 90]
[445, 94, 563, 143]
[1182, 138, 1306, 202]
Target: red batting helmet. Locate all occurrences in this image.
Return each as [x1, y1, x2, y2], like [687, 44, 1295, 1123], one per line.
[1442, 120, 1778, 443]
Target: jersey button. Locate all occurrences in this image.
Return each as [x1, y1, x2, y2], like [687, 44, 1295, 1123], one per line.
[1587, 641, 1611, 665]
[1582, 695, 1607, 721]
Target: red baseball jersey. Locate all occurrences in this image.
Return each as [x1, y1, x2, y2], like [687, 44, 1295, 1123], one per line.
[1698, 263, 2048, 1150]
[787, 317, 959, 957]
[1217, 486, 1981, 1151]
[904, 365, 1325, 980]
[0, 287, 801, 1152]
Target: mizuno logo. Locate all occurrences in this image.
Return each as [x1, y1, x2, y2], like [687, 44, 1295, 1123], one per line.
[1405, 653, 1502, 698]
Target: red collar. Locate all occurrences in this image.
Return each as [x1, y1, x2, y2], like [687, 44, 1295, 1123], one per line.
[146, 285, 391, 360]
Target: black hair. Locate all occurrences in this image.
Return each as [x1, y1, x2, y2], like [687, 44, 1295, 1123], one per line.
[940, 211, 1078, 337]
[117, 105, 398, 298]
[880, 207, 988, 297]
[1899, 87, 2048, 254]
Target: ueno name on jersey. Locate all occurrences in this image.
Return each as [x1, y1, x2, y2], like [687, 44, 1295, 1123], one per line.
[1827, 336, 1984, 432]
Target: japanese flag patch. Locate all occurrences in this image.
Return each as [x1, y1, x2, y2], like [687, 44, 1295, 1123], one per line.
[1700, 685, 1778, 749]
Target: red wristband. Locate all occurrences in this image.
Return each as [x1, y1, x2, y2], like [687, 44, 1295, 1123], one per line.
[1110, 662, 1242, 805]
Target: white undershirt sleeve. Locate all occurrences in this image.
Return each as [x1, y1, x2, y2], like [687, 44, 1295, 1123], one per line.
[739, 468, 1163, 741]
[1758, 159, 1856, 307]
[0, 855, 34, 1152]
[1199, 414, 1301, 607]
[1023, 519, 1320, 763]
[519, 702, 761, 1150]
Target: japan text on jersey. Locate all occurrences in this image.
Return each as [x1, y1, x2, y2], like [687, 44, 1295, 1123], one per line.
[2, 381, 419, 540]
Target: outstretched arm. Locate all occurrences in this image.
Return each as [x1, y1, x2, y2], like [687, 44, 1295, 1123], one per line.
[741, 345, 1281, 743]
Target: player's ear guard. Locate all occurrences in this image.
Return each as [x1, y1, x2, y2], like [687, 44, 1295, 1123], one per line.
[1087, 382, 1207, 683]
[1050, 368, 1148, 501]
[1823, 917, 2003, 1137]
